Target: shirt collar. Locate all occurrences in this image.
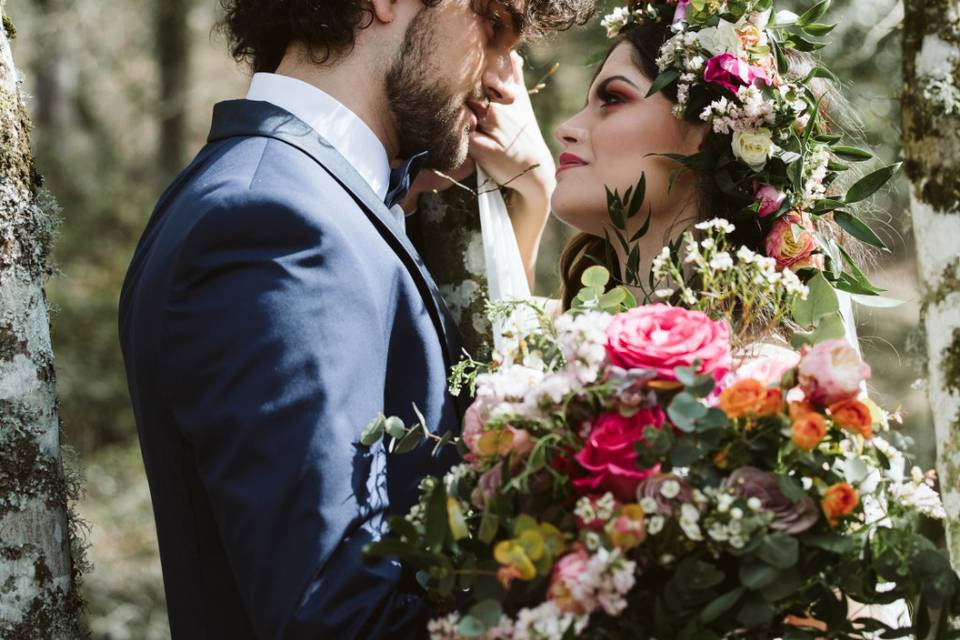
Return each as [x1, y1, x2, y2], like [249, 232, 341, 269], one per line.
[245, 72, 391, 200]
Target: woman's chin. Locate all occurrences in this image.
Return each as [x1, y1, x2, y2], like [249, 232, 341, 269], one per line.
[550, 194, 603, 236]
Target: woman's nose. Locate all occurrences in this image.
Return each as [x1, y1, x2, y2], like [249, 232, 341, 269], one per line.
[555, 116, 586, 146]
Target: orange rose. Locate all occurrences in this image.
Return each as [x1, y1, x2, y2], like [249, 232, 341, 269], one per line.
[758, 387, 784, 417]
[821, 482, 859, 527]
[791, 413, 826, 451]
[828, 399, 873, 439]
[719, 379, 768, 418]
[789, 400, 816, 420]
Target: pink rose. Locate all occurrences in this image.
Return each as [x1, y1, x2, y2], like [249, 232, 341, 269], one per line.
[508, 427, 534, 457]
[730, 344, 801, 386]
[798, 339, 871, 405]
[605, 304, 732, 381]
[765, 212, 820, 271]
[753, 181, 786, 218]
[704, 52, 771, 94]
[573, 409, 664, 501]
[462, 401, 485, 458]
[470, 465, 503, 509]
[548, 550, 593, 614]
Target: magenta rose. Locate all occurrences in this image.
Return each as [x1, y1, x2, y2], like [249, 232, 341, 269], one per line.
[753, 181, 786, 218]
[704, 52, 771, 93]
[765, 211, 822, 271]
[573, 408, 664, 501]
[798, 339, 872, 405]
[605, 304, 732, 381]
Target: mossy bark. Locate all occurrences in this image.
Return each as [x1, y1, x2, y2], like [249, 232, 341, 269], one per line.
[408, 177, 494, 362]
[903, 0, 960, 573]
[0, 2, 85, 636]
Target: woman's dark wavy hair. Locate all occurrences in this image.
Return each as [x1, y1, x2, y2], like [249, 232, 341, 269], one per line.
[559, 21, 864, 310]
[218, 0, 597, 74]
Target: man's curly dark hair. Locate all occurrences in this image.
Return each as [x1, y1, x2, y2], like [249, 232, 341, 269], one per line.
[218, 0, 597, 74]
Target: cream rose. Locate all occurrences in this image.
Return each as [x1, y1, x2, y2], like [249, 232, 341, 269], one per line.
[732, 129, 776, 171]
[697, 19, 741, 55]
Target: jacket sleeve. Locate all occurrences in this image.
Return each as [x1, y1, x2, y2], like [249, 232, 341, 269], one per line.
[161, 193, 428, 639]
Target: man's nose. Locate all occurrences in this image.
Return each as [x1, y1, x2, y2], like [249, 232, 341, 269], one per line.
[481, 58, 517, 104]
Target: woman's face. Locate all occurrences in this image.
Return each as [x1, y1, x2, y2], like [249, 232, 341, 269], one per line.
[551, 42, 707, 239]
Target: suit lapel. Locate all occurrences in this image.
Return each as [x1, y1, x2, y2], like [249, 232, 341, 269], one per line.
[207, 99, 463, 371]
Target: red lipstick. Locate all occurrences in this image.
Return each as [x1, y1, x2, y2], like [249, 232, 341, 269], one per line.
[557, 152, 588, 175]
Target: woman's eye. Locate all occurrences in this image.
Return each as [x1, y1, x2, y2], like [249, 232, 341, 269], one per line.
[598, 88, 624, 107]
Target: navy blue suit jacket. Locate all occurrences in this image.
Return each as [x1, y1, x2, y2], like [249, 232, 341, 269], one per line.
[119, 100, 464, 639]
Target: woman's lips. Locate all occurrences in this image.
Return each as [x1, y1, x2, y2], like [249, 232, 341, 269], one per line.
[557, 152, 588, 175]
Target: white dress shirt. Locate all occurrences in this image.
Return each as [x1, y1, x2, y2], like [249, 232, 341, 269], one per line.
[245, 73, 408, 231]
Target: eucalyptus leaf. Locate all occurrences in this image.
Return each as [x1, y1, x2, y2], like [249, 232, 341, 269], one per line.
[830, 145, 873, 161]
[849, 293, 904, 308]
[777, 474, 806, 501]
[668, 392, 709, 432]
[736, 595, 776, 628]
[791, 272, 839, 327]
[796, 0, 831, 27]
[646, 68, 681, 98]
[700, 587, 745, 623]
[582, 265, 611, 288]
[756, 533, 799, 569]
[457, 615, 486, 638]
[385, 416, 406, 439]
[740, 562, 780, 590]
[468, 600, 504, 629]
[360, 414, 386, 446]
[802, 22, 836, 36]
[843, 163, 901, 204]
[394, 424, 425, 454]
[425, 480, 449, 548]
[478, 510, 499, 544]
[833, 210, 888, 249]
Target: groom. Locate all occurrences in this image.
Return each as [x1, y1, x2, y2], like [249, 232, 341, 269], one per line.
[119, 0, 592, 638]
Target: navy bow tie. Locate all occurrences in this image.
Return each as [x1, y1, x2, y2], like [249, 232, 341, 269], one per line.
[385, 150, 430, 209]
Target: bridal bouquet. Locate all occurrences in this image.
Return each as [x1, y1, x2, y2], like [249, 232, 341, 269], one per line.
[363, 224, 958, 640]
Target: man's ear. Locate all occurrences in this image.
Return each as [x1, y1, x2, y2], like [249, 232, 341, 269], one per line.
[370, 0, 399, 24]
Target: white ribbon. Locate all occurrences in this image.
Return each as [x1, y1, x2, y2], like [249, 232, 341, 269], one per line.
[476, 166, 534, 355]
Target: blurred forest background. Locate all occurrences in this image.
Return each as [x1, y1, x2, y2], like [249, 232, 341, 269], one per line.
[5, 0, 920, 637]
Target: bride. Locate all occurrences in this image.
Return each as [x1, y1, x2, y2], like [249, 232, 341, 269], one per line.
[410, 7, 909, 633]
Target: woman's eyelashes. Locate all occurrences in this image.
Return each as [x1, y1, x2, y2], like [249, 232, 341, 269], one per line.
[598, 86, 624, 108]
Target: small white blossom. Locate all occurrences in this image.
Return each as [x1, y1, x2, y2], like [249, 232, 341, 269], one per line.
[747, 497, 763, 511]
[730, 507, 744, 520]
[648, 515, 665, 535]
[600, 6, 632, 37]
[709, 252, 734, 271]
[661, 479, 681, 499]
[640, 497, 659, 514]
[695, 218, 736, 234]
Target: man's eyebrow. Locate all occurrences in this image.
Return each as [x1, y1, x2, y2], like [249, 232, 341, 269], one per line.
[583, 75, 642, 107]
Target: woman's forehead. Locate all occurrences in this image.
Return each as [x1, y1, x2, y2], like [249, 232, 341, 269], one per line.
[593, 43, 642, 86]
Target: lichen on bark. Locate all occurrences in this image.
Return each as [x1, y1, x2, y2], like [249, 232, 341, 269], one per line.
[904, 0, 960, 573]
[0, 1, 86, 635]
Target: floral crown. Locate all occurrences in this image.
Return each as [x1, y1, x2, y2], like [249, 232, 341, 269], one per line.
[598, 0, 899, 323]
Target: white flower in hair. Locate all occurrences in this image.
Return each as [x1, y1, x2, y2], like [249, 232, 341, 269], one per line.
[600, 6, 632, 37]
[732, 129, 777, 171]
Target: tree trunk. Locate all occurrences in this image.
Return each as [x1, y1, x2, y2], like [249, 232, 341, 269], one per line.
[902, 0, 960, 572]
[156, 0, 192, 182]
[0, 4, 85, 636]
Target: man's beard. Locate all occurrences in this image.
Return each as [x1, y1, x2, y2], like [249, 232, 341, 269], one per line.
[385, 9, 476, 171]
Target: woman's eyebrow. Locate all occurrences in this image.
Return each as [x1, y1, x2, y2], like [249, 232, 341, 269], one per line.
[584, 75, 643, 107]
